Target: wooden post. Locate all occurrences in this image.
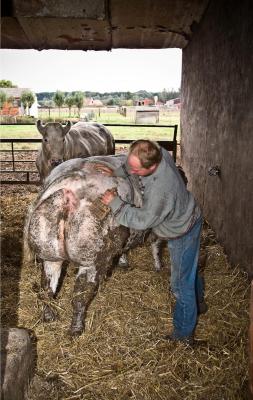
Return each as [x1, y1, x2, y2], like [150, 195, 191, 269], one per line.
[11, 141, 15, 171]
[1, 328, 34, 400]
[173, 124, 178, 162]
[250, 280, 253, 396]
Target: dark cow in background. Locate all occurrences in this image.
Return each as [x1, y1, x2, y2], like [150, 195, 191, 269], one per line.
[23, 155, 164, 336]
[36, 120, 115, 182]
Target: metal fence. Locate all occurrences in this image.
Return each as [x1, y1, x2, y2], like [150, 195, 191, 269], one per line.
[0, 123, 178, 184]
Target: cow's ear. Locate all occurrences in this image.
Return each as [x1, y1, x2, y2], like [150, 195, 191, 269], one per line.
[36, 120, 46, 136]
[63, 120, 72, 136]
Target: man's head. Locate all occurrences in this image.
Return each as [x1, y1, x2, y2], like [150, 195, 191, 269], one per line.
[127, 140, 162, 176]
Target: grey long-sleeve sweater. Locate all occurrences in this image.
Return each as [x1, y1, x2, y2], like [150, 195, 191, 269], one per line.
[109, 148, 201, 239]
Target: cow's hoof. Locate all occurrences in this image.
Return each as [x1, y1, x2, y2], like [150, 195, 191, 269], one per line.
[118, 254, 129, 269]
[69, 325, 84, 337]
[42, 305, 58, 322]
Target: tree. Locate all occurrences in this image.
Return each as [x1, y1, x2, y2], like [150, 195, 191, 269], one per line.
[125, 91, 132, 100]
[26, 92, 35, 116]
[44, 99, 55, 118]
[74, 92, 84, 117]
[106, 98, 115, 106]
[159, 88, 181, 102]
[0, 80, 17, 88]
[125, 99, 133, 106]
[53, 90, 65, 117]
[65, 95, 75, 117]
[0, 91, 7, 110]
[21, 90, 35, 116]
[20, 92, 28, 115]
[37, 92, 54, 102]
[7, 96, 14, 105]
[159, 88, 168, 103]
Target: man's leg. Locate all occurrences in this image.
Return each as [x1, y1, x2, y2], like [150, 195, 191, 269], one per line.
[167, 217, 203, 340]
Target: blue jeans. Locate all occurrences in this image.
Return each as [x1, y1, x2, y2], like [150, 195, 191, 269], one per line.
[167, 217, 203, 339]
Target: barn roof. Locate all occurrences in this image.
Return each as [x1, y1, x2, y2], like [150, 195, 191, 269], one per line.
[2, 0, 210, 50]
[0, 88, 36, 98]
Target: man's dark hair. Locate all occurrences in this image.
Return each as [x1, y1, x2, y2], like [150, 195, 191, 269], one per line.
[129, 140, 162, 168]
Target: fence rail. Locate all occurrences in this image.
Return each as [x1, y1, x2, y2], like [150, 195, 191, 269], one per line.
[0, 123, 178, 184]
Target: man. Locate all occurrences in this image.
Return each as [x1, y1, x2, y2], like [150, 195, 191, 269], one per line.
[100, 140, 206, 344]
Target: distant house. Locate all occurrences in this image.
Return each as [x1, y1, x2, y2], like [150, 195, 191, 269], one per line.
[0, 87, 38, 117]
[165, 97, 181, 110]
[156, 101, 164, 107]
[84, 97, 103, 107]
[134, 98, 154, 106]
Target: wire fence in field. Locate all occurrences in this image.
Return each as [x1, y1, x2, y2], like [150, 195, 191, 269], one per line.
[0, 123, 178, 184]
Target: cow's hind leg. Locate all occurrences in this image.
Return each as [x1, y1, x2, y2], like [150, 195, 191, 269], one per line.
[151, 239, 164, 272]
[70, 264, 99, 336]
[41, 260, 63, 322]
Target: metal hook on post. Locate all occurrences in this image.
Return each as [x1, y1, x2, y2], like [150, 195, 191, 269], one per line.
[208, 166, 221, 177]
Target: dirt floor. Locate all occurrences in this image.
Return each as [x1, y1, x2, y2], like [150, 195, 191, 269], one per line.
[0, 183, 250, 400]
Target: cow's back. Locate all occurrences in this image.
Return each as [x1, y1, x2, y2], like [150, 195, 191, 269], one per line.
[65, 122, 115, 159]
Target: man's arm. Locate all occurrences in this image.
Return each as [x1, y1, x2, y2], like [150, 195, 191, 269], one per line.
[102, 183, 175, 231]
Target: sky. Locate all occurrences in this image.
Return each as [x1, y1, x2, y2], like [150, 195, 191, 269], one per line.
[0, 48, 182, 93]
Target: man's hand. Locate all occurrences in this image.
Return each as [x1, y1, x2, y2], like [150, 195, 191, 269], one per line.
[101, 189, 117, 205]
[94, 163, 114, 176]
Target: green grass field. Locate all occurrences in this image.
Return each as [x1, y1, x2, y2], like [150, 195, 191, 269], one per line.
[0, 110, 180, 151]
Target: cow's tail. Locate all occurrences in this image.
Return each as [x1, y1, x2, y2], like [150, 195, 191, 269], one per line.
[22, 203, 35, 265]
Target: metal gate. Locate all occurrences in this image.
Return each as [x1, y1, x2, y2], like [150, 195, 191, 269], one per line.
[0, 123, 178, 184]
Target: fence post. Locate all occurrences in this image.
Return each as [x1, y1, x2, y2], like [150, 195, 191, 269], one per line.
[11, 142, 15, 171]
[173, 125, 178, 162]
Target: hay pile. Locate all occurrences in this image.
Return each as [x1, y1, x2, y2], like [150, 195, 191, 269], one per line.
[1, 191, 250, 399]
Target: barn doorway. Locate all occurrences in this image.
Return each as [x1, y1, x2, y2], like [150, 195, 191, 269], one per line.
[1, 1, 252, 398]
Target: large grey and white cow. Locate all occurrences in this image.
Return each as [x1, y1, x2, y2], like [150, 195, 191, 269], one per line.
[23, 155, 164, 336]
[36, 120, 115, 182]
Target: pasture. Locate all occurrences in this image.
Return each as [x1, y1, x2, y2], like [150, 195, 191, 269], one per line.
[37, 107, 180, 128]
[0, 110, 180, 151]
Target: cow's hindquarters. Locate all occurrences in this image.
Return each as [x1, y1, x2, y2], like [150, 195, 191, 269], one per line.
[28, 189, 69, 261]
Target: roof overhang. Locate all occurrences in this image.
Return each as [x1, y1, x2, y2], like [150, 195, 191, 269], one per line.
[1, 0, 209, 50]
